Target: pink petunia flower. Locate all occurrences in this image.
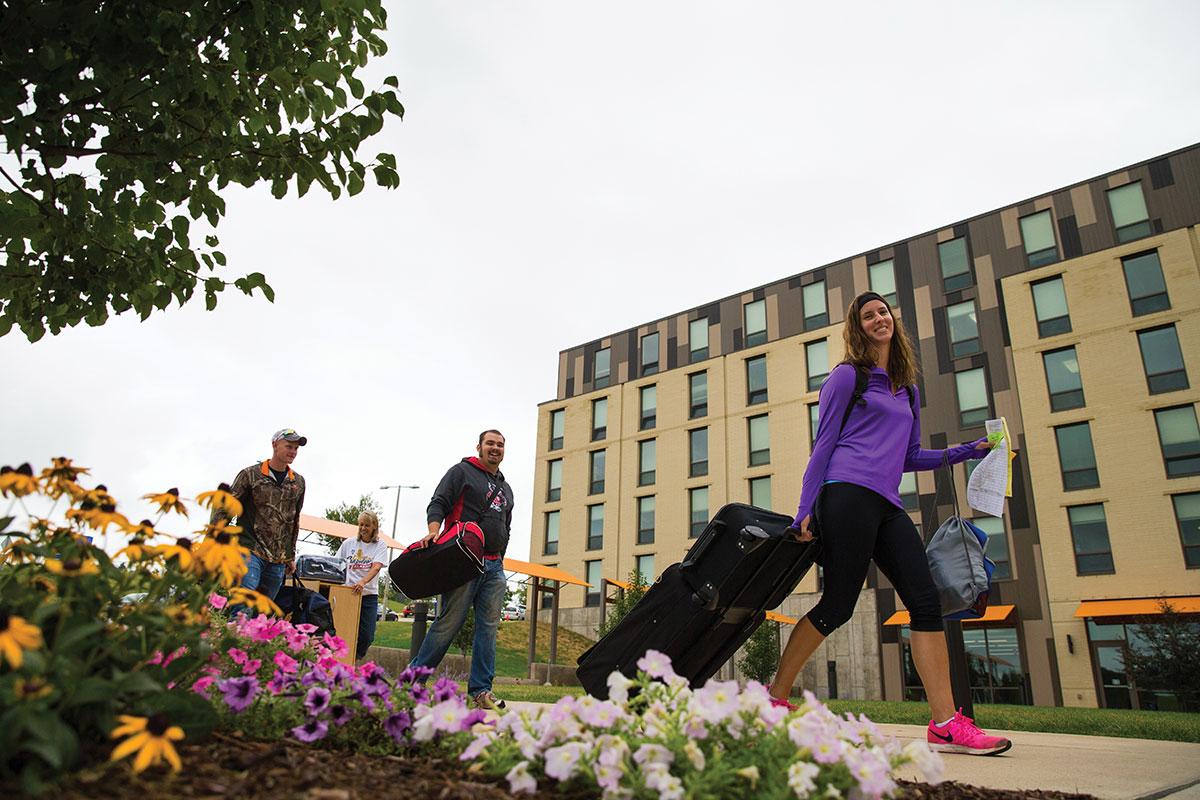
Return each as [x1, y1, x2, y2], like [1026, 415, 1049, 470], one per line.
[274, 651, 299, 673]
[209, 593, 228, 610]
[227, 647, 248, 666]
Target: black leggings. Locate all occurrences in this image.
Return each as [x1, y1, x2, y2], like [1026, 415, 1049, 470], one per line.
[806, 482, 944, 636]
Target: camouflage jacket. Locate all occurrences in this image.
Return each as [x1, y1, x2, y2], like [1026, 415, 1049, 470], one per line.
[213, 461, 306, 563]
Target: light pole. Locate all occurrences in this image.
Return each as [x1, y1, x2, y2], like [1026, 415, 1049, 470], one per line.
[379, 484, 419, 618]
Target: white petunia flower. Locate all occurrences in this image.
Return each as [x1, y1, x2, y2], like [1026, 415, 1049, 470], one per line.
[684, 739, 706, 771]
[636, 649, 676, 680]
[788, 760, 820, 798]
[607, 670, 634, 704]
[506, 761, 537, 794]
[737, 765, 760, 789]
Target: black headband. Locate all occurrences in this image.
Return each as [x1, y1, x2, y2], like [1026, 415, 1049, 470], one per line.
[854, 291, 890, 313]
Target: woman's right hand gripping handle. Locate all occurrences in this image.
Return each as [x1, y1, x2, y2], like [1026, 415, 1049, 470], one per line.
[786, 515, 813, 543]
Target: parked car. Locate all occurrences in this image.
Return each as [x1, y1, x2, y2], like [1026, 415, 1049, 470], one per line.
[402, 600, 437, 618]
[501, 603, 526, 621]
[376, 605, 400, 622]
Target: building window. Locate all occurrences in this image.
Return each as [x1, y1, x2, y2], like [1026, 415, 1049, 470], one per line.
[589, 449, 606, 495]
[744, 299, 767, 347]
[1155, 405, 1200, 478]
[947, 301, 981, 358]
[585, 559, 602, 607]
[1067, 504, 1114, 575]
[749, 476, 771, 509]
[805, 339, 829, 391]
[549, 408, 564, 451]
[1020, 209, 1058, 267]
[587, 505, 604, 551]
[689, 487, 709, 538]
[746, 355, 768, 405]
[543, 511, 559, 556]
[640, 332, 660, 376]
[540, 574, 557, 610]
[1055, 422, 1100, 490]
[689, 371, 708, 419]
[899, 472, 918, 510]
[638, 439, 656, 486]
[591, 397, 608, 441]
[803, 281, 828, 328]
[1171, 493, 1200, 568]
[869, 260, 898, 306]
[640, 384, 657, 430]
[546, 459, 562, 502]
[973, 516, 1011, 580]
[962, 627, 1027, 704]
[637, 495, 655, 545]
[689, 318, 709, 362]
[748, 414, 770, 466]
[1031, 276, 1071, 337]
[808, 403, 820, 447]
[689, 427, 709, 477]
[1043, 346, 1085, 412]
[939, 237, 973, 292]
[636, 554, 656, 585]
[1107, 181, 1152, 243]
[1122, 251, 1170, 317]
[593, 347, 611, 388]
[955, 368, 990, 428]
[1086, 619, 1196, 710]
[1138, 325, 1189, 395]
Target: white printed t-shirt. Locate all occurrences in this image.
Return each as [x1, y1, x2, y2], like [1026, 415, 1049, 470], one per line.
[336, 537, 389, 596]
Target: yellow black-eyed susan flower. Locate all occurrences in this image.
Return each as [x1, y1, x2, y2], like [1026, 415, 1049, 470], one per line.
[110, 713, 184, 774]
[14, 676, 53, 701]
[30, 575, 56, 594]
[195, 483, 242, 518]
[40, 458, 89, 498]
[143, 488, 188, 517]
[44, 555, 101, 577]
[163, 604, 202, 625]
[153, 537, 197, 572]
[228, 587, 283, 617]
[194, 527, 248, 587]
[0, 464, 38, 498]
[74, 501, 131, 534]
[116, 535, 157, 563]
[0, 610, 43, 668]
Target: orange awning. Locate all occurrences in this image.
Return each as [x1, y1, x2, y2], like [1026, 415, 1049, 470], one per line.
[605, 577, 631, 591]
[299, 514, 404, 549]
[884, 604, 1015, 626]
[1074, 596, 1200, 618]
[766, 610, 799, 625]
[503, 558, 590, 588]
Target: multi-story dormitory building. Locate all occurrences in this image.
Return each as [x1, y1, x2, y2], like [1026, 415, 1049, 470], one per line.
[531, 143, 1200, 710]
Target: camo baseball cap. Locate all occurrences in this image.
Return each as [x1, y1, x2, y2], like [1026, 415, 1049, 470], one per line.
[272, 428, 308, 446]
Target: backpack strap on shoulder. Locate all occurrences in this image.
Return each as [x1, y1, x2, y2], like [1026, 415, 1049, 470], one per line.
[836, 364, 871, 438]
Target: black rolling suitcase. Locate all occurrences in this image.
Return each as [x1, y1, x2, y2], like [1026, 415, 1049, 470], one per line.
[576, 503, 819, 698]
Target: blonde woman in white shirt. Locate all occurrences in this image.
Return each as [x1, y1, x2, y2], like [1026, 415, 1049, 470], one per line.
[336, 511, 389, 660]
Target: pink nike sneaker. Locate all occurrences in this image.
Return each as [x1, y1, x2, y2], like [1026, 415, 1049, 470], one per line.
[770, 696, 798, 711]
[927, 710, 1012, 755]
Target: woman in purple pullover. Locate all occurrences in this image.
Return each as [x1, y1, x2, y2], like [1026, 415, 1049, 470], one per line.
[770, 291, 1012, 756]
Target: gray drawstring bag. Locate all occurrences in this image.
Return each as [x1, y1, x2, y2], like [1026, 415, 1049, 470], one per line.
[924, 456, 990, 616]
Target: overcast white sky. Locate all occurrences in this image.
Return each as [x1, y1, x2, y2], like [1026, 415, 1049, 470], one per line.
[3, 2, 1199, 563]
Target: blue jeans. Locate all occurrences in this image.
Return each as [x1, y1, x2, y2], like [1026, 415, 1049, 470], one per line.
[229, 552, 287, 616]
[409, 558, 506, 696]
[357, 594, 379, 660]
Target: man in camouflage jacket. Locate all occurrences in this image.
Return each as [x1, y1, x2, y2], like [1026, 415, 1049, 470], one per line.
[214, 428, 307, 603]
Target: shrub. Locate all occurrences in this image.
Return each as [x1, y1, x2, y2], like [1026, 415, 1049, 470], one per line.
[596, 567, 648, 639]
[738, 620, 780, 684]
[460, 650, 943, 799]
[0, 460, 277, 793]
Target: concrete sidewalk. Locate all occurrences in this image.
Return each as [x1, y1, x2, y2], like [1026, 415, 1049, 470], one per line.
[881, 723, 1200, 800]
[496, 702, 1200, 800]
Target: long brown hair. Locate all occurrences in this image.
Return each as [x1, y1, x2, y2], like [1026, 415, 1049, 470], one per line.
[841, 293, 920, 388]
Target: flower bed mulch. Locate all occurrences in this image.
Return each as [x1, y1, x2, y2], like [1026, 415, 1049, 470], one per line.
[49, 730, 1097, 800]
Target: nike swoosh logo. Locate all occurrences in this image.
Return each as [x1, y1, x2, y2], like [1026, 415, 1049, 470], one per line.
[929, 730, 953, 743]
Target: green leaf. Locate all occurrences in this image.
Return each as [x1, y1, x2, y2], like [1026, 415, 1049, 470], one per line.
[347, 171, 364, 196]
[141, 691, 219, 740]
[23, 713, 79, 770]
[383, 75, 399, 88]
[52, 620, 105, 653]
[61, 677, 116, 709]
[307, 61, 340, 85]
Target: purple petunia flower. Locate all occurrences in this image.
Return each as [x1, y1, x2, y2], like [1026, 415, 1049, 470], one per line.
[384, 710, 412, 742]
[266, 669, 295, 696]
[460, 709, 488, 730]
[329, 704, 354, 727]
[398, 665, 434, 684]
[292, 718, 329, 743]
[408, 683, 430, 705]
[219, 676, 259, 713]
[363, 670, 392, 696]
[432, 676, 459, 703]
[305, 686, 331, 715]
[350, 686, 377, 711]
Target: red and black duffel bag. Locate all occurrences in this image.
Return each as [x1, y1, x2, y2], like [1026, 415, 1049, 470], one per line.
[388, 521, 486, 600]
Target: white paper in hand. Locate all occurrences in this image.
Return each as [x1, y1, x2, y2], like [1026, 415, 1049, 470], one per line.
[966, 419, 1008, 517]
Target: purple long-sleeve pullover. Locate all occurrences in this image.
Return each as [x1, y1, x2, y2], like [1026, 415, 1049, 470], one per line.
[793, 363, 989, 526]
